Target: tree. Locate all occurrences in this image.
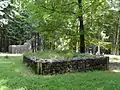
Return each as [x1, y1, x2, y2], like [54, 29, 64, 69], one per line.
[0, 0, 12, 52]
[77, 0, 85, 53]
[108, 0, 120, 55]
[7, 13, 33, 45]
[0, 0, 33, 45]
[18, 0, 120, 55]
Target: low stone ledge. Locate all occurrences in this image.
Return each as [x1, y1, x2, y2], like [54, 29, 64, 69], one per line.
[23, 55, 109, 75]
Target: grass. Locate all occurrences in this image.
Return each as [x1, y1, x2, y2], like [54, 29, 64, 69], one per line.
[110, 57, 120, 61]
[24, 50, 92, 59]
[0, 56, 120, 90]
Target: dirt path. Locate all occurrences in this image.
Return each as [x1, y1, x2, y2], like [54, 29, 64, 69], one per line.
[0, 53, 23, 56]
[105, 55, 120, 72]
[109, 61, 120, 72]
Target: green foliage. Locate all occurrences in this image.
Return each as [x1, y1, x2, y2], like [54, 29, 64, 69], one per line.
[20, 0, 79, 50]
[7, 14, 33, 45]
[6, 0, 120, 54]
[0, 0, 11, 27]
[20, 0, 118, 51]
[0, 0, 33, 45]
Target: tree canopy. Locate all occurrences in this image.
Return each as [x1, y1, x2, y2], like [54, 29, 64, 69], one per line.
[0, 0, 120, 54]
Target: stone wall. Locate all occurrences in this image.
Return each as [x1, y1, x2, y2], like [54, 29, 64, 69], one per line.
[23, 56, 109, 75]
[9, 39, 33, 53]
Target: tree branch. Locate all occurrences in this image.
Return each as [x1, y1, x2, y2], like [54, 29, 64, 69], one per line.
[39, 5, 76, 15]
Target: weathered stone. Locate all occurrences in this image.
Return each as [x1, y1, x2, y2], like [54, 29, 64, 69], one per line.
[9, 39, 32, 54]
[23, 56, 109, 75]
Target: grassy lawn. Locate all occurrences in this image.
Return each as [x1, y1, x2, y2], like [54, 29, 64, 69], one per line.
[0, 56, 120, 90]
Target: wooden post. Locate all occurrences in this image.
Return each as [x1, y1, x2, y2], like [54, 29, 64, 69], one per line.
[37, 62, 40, 74]
[37, 61, 43, 75]
[106, 57, 109, 70]
[40, 62, 42, 74]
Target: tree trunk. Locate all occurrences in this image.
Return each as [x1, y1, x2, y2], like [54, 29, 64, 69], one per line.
[115, 18, 120, 55]
[111, 17, 120, 55]
[112, 30, 117, 55]
[77, 0, 85, 53]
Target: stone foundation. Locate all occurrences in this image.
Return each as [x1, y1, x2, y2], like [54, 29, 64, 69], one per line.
[23, 56, 109, 75]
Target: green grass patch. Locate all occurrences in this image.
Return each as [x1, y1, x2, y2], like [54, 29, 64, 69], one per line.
[24, 50, 92, 59]
[0, 56, 120, 90]
[110, 57, 120, 60]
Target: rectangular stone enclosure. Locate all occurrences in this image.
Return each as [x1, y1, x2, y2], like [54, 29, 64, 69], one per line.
[23, 56, 109, 75]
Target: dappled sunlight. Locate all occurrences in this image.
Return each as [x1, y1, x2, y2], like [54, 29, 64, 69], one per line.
[0, 86, 27, 90]
[14, 87, 26, 90]
[0, 54, 23, 57]
[43, 75, 55, 78]
[111, 70, 120, 73]
[48, 53, 62, 59]
[0, 56, 33, 77]
[14, 68, 20, 73]
[0, 79, 9, 90]
[0, 79, 8, 86]
[0, 61, 15, 64]
[0, 86, 10, 90]
[14, 67, 34, 76]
